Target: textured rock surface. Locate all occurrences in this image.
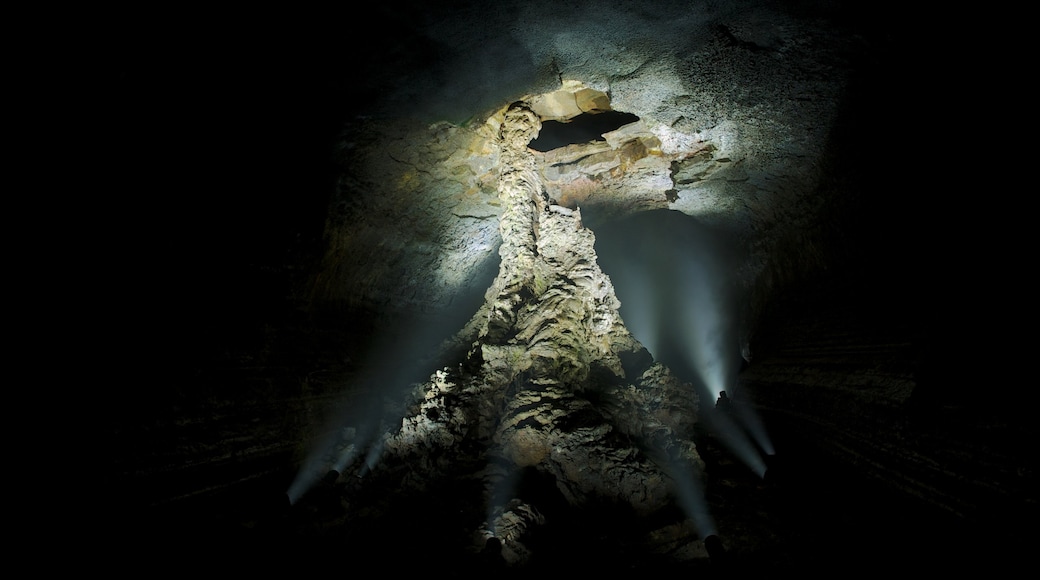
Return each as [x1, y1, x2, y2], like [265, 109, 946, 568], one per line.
[292, 100, 714, 565]
[307, 4, 867, 344]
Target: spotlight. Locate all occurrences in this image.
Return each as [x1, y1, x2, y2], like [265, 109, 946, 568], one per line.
[357, 463, 370, 479]
[704, 534, 727, 563]
[715, 390, 731, 410]
[480, 536, 507, 569]
[323, 469, 340, 485]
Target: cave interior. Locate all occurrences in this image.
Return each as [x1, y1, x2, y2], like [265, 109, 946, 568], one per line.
[99, 1, 1033, 574]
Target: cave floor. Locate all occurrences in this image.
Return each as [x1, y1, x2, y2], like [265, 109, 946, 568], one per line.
[110, 398, 1024, 576]
[105, 287, 1035, 574]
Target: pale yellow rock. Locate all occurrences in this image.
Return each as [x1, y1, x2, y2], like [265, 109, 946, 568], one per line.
[528, 90, 582, 121]
[575, 87, 612, 113]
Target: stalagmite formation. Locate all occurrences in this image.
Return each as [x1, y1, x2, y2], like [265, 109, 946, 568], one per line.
[305, 99, 716, 567]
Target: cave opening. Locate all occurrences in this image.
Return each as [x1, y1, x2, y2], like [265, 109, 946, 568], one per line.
[529, 110, 640, 152]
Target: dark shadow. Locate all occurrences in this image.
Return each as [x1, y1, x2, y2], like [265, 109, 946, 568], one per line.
[529, 111, 640, 152]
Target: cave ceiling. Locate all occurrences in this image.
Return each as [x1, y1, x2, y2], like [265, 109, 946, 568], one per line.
[310, 1, 885, 344]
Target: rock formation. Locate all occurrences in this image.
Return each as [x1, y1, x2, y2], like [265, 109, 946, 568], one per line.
[286, 19, 884, 559]
[292, 95, 724, 568]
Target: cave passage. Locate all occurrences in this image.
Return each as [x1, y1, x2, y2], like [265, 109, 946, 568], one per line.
[529, 110, 640, 152]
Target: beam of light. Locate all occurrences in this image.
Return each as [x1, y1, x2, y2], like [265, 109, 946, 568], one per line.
[730, 388, 775, 456]
[592, 209, 744, 400]
[287, 366, 410, 504]
[706, 400, 768, 478]
[357, 434, 385, 478]
[592, 208, 772, 477]
[286, 382, 386, 504]
[638, 428, 718, 541]
[287, 461, 325, 506]
[287, 252, 500, 506]
[331, 442, 359, 474]
[285, 332, 448, 503]
[664, 458, 717, 539]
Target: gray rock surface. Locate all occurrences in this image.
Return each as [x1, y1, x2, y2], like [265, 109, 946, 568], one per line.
[311, 2, 868, 351]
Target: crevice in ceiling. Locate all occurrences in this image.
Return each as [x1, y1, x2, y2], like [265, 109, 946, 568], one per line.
[529, 110, 641, 152]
